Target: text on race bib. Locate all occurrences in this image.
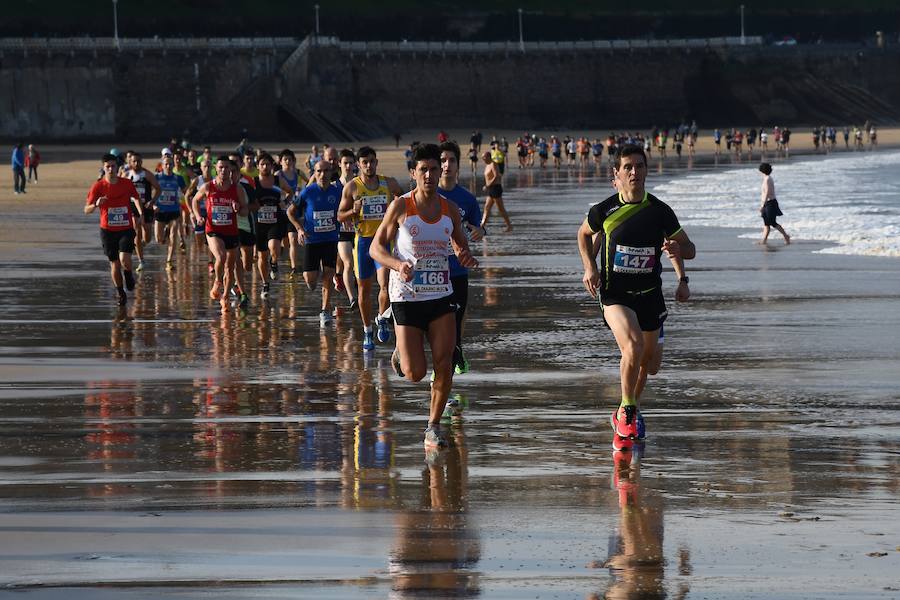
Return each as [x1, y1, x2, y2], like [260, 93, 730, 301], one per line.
[412, 256, 450, 293]
[313, 210, 336, 233]
[361, 195, 388, 220]
[107, 205, 129, 226]
[613, 245, 656, 274]
[157, 190, 179, 208]
[211, 204, 233, 226]
[258, 205, 277, 224]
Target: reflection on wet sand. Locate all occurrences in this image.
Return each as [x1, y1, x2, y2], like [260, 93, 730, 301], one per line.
[593, 447, 689, 600]
[391, 427, 480, 598]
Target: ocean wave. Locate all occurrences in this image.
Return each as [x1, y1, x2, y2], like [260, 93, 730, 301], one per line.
[652, 150, 900, 257]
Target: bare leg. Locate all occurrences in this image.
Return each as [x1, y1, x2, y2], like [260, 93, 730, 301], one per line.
[604, 305, 647, 405]
[775, 225, 790, 244]
[493, 196, 513, 231]
[426, 313, 457, 423]
[376, 267, 391, 316]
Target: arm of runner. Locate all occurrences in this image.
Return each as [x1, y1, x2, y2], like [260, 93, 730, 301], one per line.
[666, 230, 695, 260]
[191, 184, 206, 224]
[286, 201, 307, 245]
[145, 171, 161, 203]
[465, 195, 485, 241]
[447, 202, 478, 268]
[369, 198, 412, 279]
[235, 184, 250, 217]
[337, 180, 358, 223]
[577, 218, 601, 298]
[386, 176, 405, 201]
[663, 240, 690, 302]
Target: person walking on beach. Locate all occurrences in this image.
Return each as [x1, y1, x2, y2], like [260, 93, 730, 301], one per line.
[577, 144, 695, 449]
[25, 144, 40, 184]
[480, 151, 512, 232]
[758, 162, 790, 245]
[84, 153, 141, 306]
[11, 143, 26, 194]
[368, 143, 477, 450]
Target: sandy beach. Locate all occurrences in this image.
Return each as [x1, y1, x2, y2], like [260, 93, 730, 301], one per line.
[1, 139, 898, 598]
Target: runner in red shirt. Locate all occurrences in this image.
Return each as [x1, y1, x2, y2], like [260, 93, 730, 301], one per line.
[84, 153, 144, 306]
[191, 156, 249, 313]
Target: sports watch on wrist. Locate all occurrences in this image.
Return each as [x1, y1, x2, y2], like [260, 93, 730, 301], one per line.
[679, 276, 689, 284]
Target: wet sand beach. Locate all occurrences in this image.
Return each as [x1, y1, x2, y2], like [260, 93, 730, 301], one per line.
[1, 147, 899, 598]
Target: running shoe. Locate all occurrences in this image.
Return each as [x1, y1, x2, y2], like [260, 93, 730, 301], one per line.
[179, 240, 186, 253]
[423, 426, 448, 449]
[116, 289, 127, 306]
[362, 331, 375, 352]
[375, 316, 392, 344]
[238, 293, 249, 311]
[390, 348, 405, 378]
[165, 260, 175, 271]
[319, 310, 332, 328]
[349, 299, 358, 312]
[269, 261, 278, 281]
[610, 405, 645, 440]
[288, 268, 297, 281]
[261, 282, 270, 298]
[453, 346, 470, 375]
[207, 261, 214, 274]
[442, 394, 466, 420]
[135, 261, 144, 272]
[123, 269, 135, 291]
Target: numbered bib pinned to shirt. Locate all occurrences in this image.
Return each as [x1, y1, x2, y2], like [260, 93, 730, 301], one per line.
[361, 195, 388, 221]
[412, 256, 451, 293]
[107, 206, 129, 227]
[258, 205, 278, 224]
[613, 245, 656, 274]
[211, 204, 233, 226]
[313, 210, 336, 233]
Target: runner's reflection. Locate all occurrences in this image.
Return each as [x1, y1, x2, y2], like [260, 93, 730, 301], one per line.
[591, 446, 690, 600]
[389, 427, 481, 598]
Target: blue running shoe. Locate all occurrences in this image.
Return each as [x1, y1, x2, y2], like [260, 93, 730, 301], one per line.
[375, 316, 392, 344]
[362, 331, 375, 352]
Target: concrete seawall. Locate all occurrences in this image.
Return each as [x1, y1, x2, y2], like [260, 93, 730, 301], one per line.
[2, 37, 898, 142]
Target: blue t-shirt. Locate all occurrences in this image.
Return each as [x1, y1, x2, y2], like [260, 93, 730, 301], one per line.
[438, 184, 482, 278]
[156, 172, 185, 213]
[295, 182, 340, 244]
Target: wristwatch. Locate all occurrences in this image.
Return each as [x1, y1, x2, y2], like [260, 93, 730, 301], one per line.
[679, 276, 689, 283]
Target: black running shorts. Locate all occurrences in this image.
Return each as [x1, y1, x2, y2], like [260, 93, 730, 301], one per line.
[302, 241, 338, 272]
[100, 228, 136, 261]
[155, 211, 179, 224]
[449, 274, 468, 320]
[392, 296, 455, 332]
[256, 222, 285, 251]
[238, 229, 255, 248]
[206, 232, 239, 250]
[600, 287, 668, 332]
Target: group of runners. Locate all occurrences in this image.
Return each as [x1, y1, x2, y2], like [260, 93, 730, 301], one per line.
[86, 136, 693, 454]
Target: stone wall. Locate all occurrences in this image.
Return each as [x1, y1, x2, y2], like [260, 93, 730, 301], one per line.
[1, 38, 899, 142]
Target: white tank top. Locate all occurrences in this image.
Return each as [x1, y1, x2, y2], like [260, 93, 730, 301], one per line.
[389, 192, 454, 303]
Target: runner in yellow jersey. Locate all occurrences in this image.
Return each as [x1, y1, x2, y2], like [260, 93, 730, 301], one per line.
[337, 146, 405, 352]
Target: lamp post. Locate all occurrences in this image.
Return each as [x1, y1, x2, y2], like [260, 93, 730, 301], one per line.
[113, 0, 119, 50]
[740, 4, 745, 45]
[314, 4, 320, 42]
[518, 8, 524, 52]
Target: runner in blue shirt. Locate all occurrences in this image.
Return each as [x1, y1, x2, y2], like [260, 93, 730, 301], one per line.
[155, 153, 187, 269]
[288, 161, 341, 327]
[438, 141, 485, 376]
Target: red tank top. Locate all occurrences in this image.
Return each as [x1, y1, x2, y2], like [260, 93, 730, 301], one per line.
[205, 180, 239, 236]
